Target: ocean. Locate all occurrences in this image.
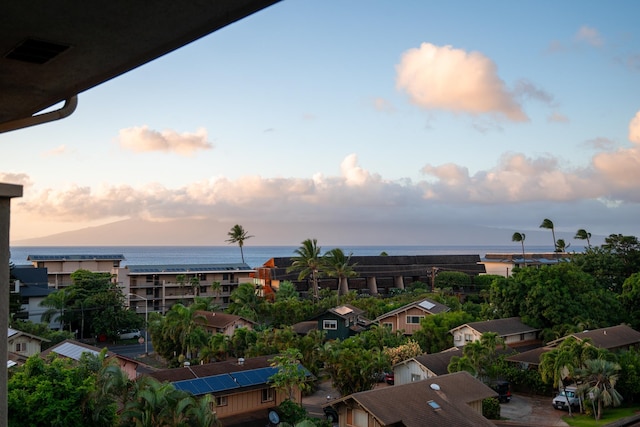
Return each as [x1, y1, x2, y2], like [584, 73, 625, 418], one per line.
[9, 244, 561, 269]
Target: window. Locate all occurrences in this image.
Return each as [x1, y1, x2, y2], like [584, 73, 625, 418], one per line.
[261, 388, 274, 402]
[145, 275, 154, 283]
[215, 396, 227, 406]
[464, 333, 473, 342]
[406, 315, 423, 324]
[520, 333, 525, 341]
[454, 335, 461, 341]
[353, 409, 368, 427]
[15, 342, 26, 352]
[411, 374, 422, 382]
[145, 288, 153, 296]
[382, 322, 393, 329]
[323, 320, 338, 330]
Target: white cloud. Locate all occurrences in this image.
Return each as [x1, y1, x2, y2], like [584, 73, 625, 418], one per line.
[629, 111, 640, 144]
[575, 26, 604, 47]
[42, 145, 70, 157]
[395, 43, 528, 122]
[117, 126, 213, 156]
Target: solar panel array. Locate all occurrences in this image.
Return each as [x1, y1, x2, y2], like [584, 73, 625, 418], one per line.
[172, 365, 307, 396]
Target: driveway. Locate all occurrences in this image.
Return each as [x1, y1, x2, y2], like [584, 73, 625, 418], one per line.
[497, 393, 569, 427]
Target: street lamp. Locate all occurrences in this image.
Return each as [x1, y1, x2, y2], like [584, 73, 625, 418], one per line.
[126, 293, 148, 355]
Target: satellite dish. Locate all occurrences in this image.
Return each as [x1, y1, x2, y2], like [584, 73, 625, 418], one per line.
[430, 383, 440, 390]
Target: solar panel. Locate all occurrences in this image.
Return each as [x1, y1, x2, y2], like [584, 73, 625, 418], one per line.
[204, 374, 240, 392]
[53, 342, 99, 361]
[419, 300, 436, 310]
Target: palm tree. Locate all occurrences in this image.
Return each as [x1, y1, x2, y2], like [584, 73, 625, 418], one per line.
[540, 346, 580, 417]
[556, 239, 570, 253]
[576, 359, 623, 420]
[288, 238, 322, 302]
[323, 248, 358, 297]
[225, 224, 253, 263]
[540, 218, 557, 252]
[164, 302, 207, 361]
[40, 288, 70, 331]
[512, 232, 527, 267]
[575, 229, 592, 248]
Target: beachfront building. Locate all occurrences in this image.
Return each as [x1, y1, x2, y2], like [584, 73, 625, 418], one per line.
[117, 263, 255, 315]
[479, 252, 571, 277]
[257, 255, 486, 298]
[25, 254, 125, 289]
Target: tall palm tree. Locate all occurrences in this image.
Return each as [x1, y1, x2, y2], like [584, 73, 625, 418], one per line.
[40, 288, 70, 331]
[540, 346, 580, 417]
[288, 238, 322, 302]
[556, 239, 570, 253]
[540, 218, 557, 252]
[225, 224, 253, 263]
[323, 248, 358, 297]
[575, 229, 592, 248]
[512, 232, 527, 267]
[576, 359, 623, 420]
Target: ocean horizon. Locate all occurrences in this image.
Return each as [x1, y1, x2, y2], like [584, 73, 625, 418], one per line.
[9, 244, 579, 269]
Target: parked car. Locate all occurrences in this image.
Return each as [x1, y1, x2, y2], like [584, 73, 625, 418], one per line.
[384, 372, 394, 385]
[118, 329, 141, 340]
[489, 380, 511, 403]
[553, 386, 580, 411]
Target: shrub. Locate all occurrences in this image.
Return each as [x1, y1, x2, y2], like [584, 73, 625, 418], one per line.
[482, 397, 501, 419]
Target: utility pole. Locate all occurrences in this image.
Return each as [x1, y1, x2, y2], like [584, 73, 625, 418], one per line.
[430, 267, 439, 293]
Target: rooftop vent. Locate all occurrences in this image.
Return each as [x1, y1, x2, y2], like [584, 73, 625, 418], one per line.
[6, 38, 70, 64]
[238, 357, 245, 365]
[430, 383, 441, 391]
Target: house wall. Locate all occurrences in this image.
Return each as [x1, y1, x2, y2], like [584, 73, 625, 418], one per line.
[452, 326, 482, 347]
[504, 332, 538, 346]
[394, 361, 434, 386]
[378, 307, 428, 335]
[33, 259, 121, 288]
[215, 387, 292, 420]
[317, 313, 353, 341]
[7, 336, 42, 357]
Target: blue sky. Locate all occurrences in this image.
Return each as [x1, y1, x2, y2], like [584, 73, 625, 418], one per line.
[2, 0, 640, 246]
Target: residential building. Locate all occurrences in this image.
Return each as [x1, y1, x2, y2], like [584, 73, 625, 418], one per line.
[313, 304, 369, 341]
[40, 339, 142, 380]
[10, 265, 53, 324]
[147, 355, 311, 427]
[393, 347, 463, 384]
[26, 254, 125, 288]
[480, 252, 571, 277]
[374, 298, 449, 335]
[8, 328, 49, 360]
[194, 311, 255, 336]
[449, 317, 540, 348]
[508, 324, 640, 369]
[258, 254, 486, 297]
[117, 263, 255, 315]
[324, 371, 497, 427]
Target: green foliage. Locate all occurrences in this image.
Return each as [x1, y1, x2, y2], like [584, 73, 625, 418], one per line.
[503, 365, 549, 395]
[434, 271, 471, 291]
[227, 282, 264, 321]
[614, 350, 640, 403]
[576, 359, 623, 421]
[269, 348, 311, 402]
[473, 274, 502, 291]
[9, 320, 73, 350]
[448, 332, 510, 382]
[277, 399, 308, 425]
[620, 273, 640, 329]
[489, 263, 623, 332]
[412, 310, 476, 353]
[482, 397, 501, 420]
[276, 281, 300, 300]
[8, 355, 103, 427]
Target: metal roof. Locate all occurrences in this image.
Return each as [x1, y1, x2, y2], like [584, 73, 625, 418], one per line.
[52, 341, 100, 360]
[27, 254, 125, 261]
[126, 263, 253, 274]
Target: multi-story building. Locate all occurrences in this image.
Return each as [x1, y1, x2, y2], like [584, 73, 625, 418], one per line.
[117, 263, 255, 315]
[26, 254, 125, 288]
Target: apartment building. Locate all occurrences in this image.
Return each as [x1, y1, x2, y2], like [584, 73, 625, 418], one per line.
[117, 263, 255, 315]
[26, 254, 125, 288]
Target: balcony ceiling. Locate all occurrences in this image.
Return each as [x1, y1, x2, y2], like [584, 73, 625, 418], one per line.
[0, 0, 280, 132]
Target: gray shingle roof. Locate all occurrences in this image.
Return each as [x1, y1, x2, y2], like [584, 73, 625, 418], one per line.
[452, 317, 539, 336]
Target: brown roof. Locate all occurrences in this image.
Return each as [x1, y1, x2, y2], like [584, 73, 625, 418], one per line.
[410, 348, 463, 376]
[328, 371, 496, 427]
[375, 298, 450, 322]
[291, 321, 318, 335]
[148, 355, 273, 383]
[506, 346, 551, 366]
[194, 311, 254, 328]
[451, 317, 539, 337]
[548, 324, 640, 350]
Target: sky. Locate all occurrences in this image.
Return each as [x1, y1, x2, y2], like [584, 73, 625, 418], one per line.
[2, 0, 640, 247]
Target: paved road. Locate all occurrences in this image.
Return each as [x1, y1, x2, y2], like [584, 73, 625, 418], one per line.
[498, 393, 569, 427]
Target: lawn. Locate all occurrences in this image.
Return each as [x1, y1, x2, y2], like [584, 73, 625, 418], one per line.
[563, 406, 640, 427]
